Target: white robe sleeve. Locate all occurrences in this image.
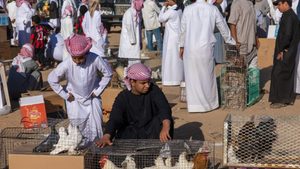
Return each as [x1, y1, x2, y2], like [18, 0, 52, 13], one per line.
[48, 61, 70, 100]
[92, 57, 113, 96]
[215, 7, 236, 45]
[158, 6, 170, 23]
[179, 8, 187, 47]
[23, 4, 33, 24]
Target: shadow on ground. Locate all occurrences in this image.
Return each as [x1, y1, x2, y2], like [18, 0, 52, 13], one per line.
[173, 122, 204, 140]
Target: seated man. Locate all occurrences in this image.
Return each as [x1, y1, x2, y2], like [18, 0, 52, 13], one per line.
[96, 63, 173, 147]
[7, 43, 43, 99]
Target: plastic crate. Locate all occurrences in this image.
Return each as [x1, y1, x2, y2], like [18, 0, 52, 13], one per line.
[0, 14, 9, 26]
[247, 68, 260, 106]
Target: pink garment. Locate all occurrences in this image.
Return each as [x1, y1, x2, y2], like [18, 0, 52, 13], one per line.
[16, 0, 30, 7]
[65, 34, 92, 57]
[19, 43, 34, 58]
[124, 63, 151, 90]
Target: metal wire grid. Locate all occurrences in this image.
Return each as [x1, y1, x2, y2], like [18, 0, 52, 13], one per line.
[220, 66, 247, 110]
[86, 139, 215, 169]
[0, 127, 50, 169]
[223, 114, 300, 168]
[0, 118, 71, 169]
[224, 44, 246, 67]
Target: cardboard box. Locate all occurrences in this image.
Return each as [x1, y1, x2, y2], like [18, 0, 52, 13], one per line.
[19, 95, 48, 128]
[9, 154, 85, 169]
[9, 143, 85, 169]
[257, 38, 276, 69]
[101, 87, 122, 112]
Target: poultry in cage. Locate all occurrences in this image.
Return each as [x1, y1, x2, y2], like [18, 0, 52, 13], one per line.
[100, 155, 137, 169]
[235, 120, 256, 162]
[50, 125, 83, 155]
[252, 117, 277, 161]
[33, 125, 59, 152]
[192, 152, 209, 169]
[233, 116, 277, 163]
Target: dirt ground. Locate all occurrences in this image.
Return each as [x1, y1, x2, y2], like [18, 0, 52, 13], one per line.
[1, 27, 300, 167]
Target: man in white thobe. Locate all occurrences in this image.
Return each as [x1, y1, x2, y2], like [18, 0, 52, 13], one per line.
[118, 0, 144, 66]
[180, 0, 235, 112]
[82, 0, 106, 57]
[159, 1, 184, 86]
[6, 0, 17, 46]
[48, 34, 113, 146]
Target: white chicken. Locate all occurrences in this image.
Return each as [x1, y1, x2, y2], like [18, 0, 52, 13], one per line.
[144, 156, 167, 169]
[121, 155, 137, 169]
[67, 124, 83, 155]
[102, 158, 121, 169]
[50, 125, 83, 155]
[50, 127, 68, 155]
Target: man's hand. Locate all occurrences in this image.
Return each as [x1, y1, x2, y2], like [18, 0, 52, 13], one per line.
[160, 120, 171, 142]
[95, 134, 113, 148]
[179, 47, 184, 60]
[67, 93, 75, 102]
[277, 52, 283, 61]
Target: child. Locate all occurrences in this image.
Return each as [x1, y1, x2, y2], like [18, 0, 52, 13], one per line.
[7, 43, 43, 99]
[48, 34, 113, 146]
[74, 5, 88, 35]
[30, 15, 50, 70]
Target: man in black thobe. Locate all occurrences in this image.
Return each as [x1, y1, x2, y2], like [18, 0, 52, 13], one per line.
[96, 63, 174, 147]
[269, 0, 300, 108]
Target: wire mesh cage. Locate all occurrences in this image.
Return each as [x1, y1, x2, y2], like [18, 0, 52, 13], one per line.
[0, 127, 51, 169]
[220, 65, 247, 109]
[224, 44, 246, 67]
[223, 114, 300, 168]
[86, 139, 215, 169]
[0, 118, 94, 169]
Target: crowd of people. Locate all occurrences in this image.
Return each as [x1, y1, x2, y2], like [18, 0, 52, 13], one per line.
[1, 0, 300, 145]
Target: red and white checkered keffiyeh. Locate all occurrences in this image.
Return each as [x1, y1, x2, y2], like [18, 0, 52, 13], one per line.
[65, 34, 92, 57]
[124, 63, 152, 90]
[19, 43, 34, 58]
[13, 43, 34, 72]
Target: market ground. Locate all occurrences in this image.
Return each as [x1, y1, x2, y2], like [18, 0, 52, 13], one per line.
[0, 27, 299, 167]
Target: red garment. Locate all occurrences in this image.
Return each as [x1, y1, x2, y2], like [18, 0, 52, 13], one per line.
[30, 25, 49, 49]
[74, 15, 85, 35]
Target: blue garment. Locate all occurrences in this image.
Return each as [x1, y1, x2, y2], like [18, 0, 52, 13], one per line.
[18, 30, 30, 47]
[146, 27, 163, 51]
[46, 33, 58, 59]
